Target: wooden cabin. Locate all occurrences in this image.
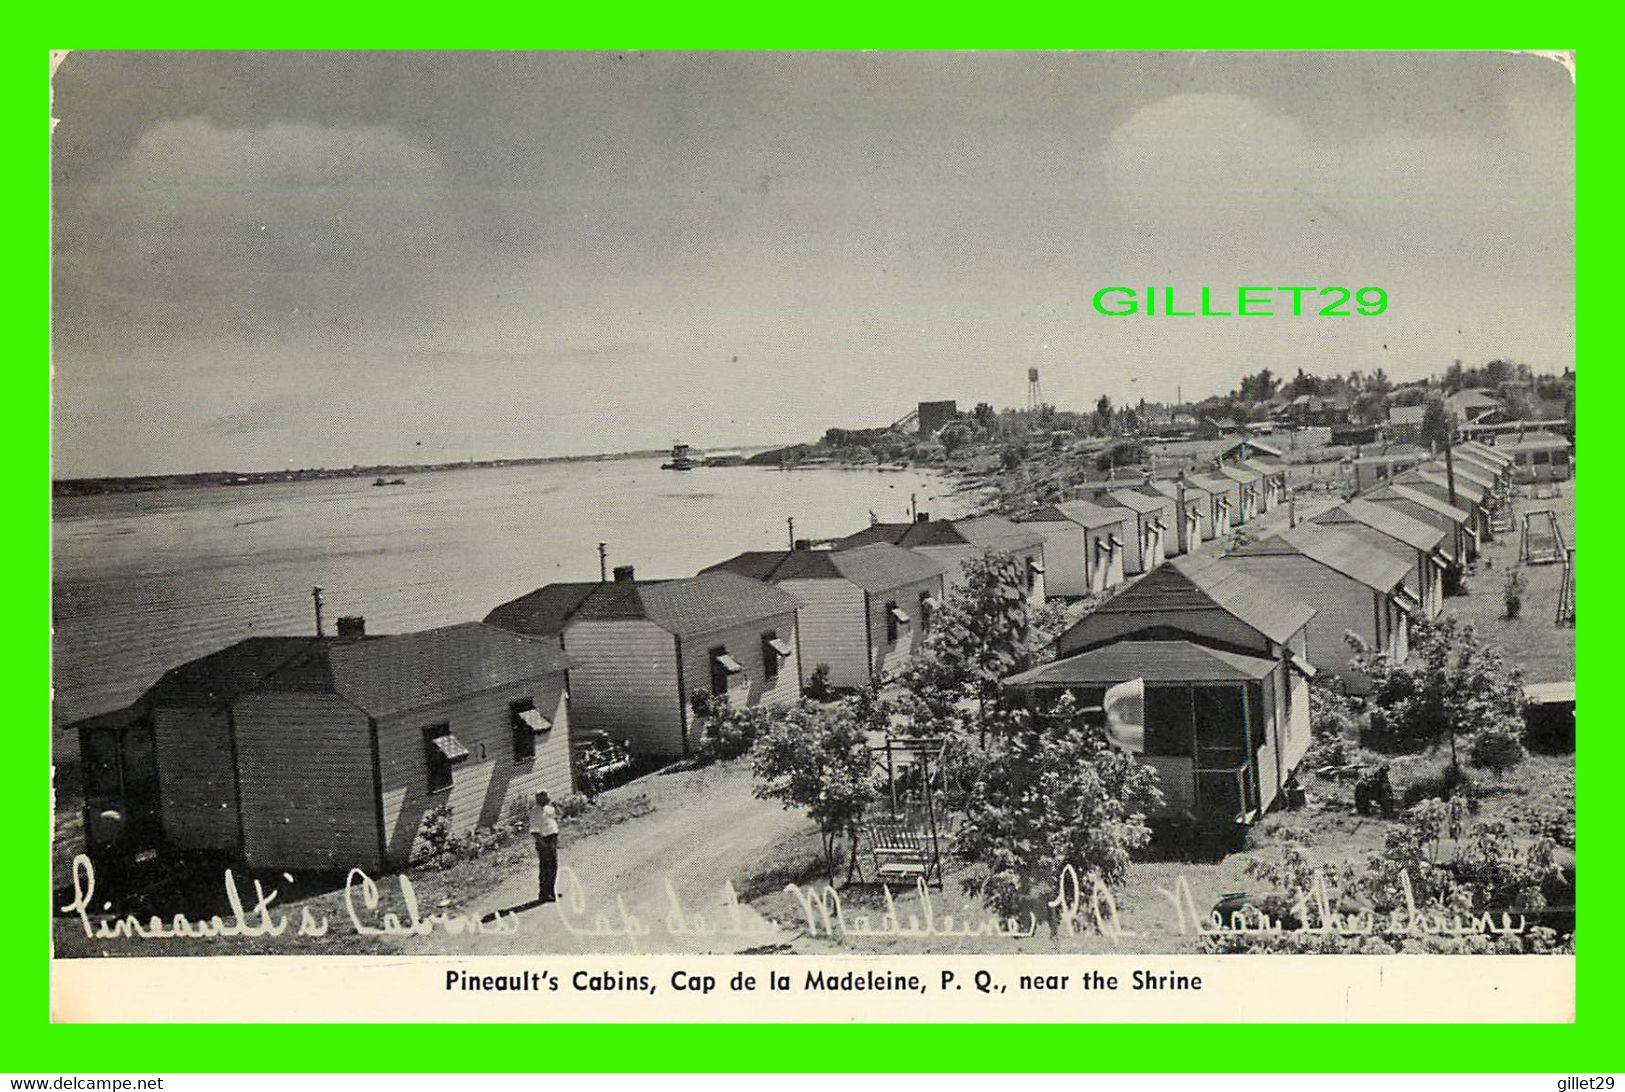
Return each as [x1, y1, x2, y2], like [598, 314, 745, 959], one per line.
[1219, 438, 1285, 465]
[1394, 467, 1493, 543]
[1217, 465, 1265, 521]
[1352, 450, 1427, 492]
[701, 544, 945, 690]
[486, 568, 802, 759]
[1500, 434, 1574, 484]
[1140, 480, 1203, 555]
[836, 514, 1047, 606]
[1359, 481, 1477, 564]
[1218, 526, 1413, 691]
[1312, 499, 1450, 618]
[1189, 474, 1238, 534]
[1045, 557, 1318, 821]
[1240, 459, 1288, 511]
[1090, 488, 1169, 573]
[80, 621, 576, 871]
[1450, 447, 1510, 486]
[1015, 501, 1127, 596]
[1005, 640, 1304, 824]
[1457, 439, 1515, 482]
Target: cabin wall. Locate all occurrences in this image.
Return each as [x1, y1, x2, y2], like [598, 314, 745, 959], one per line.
[918, 545, 980, 598]
[375, 673, 573, 867]
[1113, 510, 1147, 574]
[679, 609, 803, 724]
[1364, 495, 1471, 565]
[151, 704, 239, 854]
[1322, 522, 1440, 618]
[564, 619, 684, 757]
[1217, 555, 1379, 690]
[777, 579, 868, 688]
[869, 574, 945, 682]
[231, 692, 375, 870]
[1058, 607, 1270, 659]
[1020, 521, 1089, 597]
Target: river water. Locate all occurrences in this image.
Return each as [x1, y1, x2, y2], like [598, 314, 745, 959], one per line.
[51, 459, 961, 730]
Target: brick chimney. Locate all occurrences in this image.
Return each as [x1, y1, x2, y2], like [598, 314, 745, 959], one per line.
[336, 616, 366, 638]
[915, 511, 930, 523]
[613, 565, 636, 582]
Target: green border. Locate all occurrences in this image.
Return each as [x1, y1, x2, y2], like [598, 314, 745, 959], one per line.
[19, 25, 1613, 1072]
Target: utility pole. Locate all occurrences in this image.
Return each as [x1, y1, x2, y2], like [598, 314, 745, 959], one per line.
[787, 516, 795, 549]
[312, 586, 325, 637]
[597, 542, 608, 582]
[910, 493, 918, 521]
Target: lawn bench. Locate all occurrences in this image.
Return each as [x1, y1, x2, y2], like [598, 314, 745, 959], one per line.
[865, 823, 941, 889]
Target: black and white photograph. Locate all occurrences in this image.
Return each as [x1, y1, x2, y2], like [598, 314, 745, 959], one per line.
[50, 51, 1574, 992]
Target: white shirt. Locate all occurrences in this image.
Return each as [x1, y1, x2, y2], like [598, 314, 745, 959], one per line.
[529, 800, 560, 837]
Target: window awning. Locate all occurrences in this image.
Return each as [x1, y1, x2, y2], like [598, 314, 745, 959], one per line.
[1109, 535, 1124, 549]
[1395, 585, 1421, 605]
[1149, 518, 1166, 532]
[516, 708, 551, 733]
[921, 595, 941, 611]
[888, 606, 911, 624]
[1430, 550, 1452, 568]
[767, 637, 794, 658]
[431, 734, 471, 763]
[1026, 559, 1045, 574]
[713, 653, 745, 674]
[1286, 653, 1318, 680]
[1391, 594, 1419, 617]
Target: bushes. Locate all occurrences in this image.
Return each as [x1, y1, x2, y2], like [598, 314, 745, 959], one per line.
[1467, 722, 1528, 780]
[691, 690, 773, 763]
[805, 663, 833, 702]
[1503, 569, 1526, 619]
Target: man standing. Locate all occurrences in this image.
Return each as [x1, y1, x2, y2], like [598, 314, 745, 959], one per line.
[529, 791, 561, 904]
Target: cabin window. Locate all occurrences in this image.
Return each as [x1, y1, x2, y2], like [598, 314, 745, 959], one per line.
[1192, 685, 1249, 756]
[710, 646, 744, 694]
[1143, 687, 1194, 757]
[885, 602, 910, 644]
[511, 698, 550, 763]
[761, 632, 792, 680]
[423, 722, 469, 794]
[1533, 450, 1551, 466]
[919, 591, 935, 631]
[1025, 556, 1044, 591]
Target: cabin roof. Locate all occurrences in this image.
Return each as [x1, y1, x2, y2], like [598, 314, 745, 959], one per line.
[1458, 440, 1514, 466]
[1239, 458, 1284, 476]
[1231, 527, 1409, 592]
[1019, 500, 1129, 530]
[1188, 474, 1238, 494]
[1217, 466, 1261, 484]
[1360, 483, 1471, 525]
[148, 623, 570, 716]
[836, 515, 1044, 553]
[1005, 639, 1278, 686]
[1146, 478, 1210, 501]
[703, 543, 945, 592]
[485, 570, 800, 639]
[1103, 489, 1165, 514]
[1427, 460, 1495, 490]
[1313, 498, 1446, 553]
[1221, 439, 1284, 460]
[1402, 468, 1487, 502]
[1067, 555, 1314, 645]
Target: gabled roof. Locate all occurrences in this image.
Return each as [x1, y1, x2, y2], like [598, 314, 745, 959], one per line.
[1103, 489, 1165, 515]
[486, 571, 800, 639]
[1230, 527, 1408, 592]
[1427, 460, 1495, 490]
[1144, 479, 1207, 504]
[703, 543, 944, 593]
[1005, 639, 1278, 687]
[1070, 555, 1314, 645]
[1359, 483, 1470, 526]
[148, 624, 571, 717]
[1221, 439, 1284, 460]
[837, 516, 1043, 553]
[1217, 466, 1261, 484]
[1020, 500, 1129, 530]
[1458, 440, 1513, 467]
[1389, 404, 1426, 426]
[1313, 499, 1446, 553]
[1239, 458, 1285, 476]
[1401, 468, 1487, 503]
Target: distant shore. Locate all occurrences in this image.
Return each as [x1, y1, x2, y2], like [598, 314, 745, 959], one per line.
[52, 449, 687, 498]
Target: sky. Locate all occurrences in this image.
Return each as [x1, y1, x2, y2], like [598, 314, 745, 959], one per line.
[50, 51, 1575, 477]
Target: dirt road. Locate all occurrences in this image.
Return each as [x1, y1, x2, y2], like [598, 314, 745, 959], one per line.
[393, 761, 812, 955]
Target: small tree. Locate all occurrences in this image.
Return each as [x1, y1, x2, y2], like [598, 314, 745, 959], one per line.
[751, 699, 879, 885]
[897, 552, 1043, 738]
[952, 694, 1162, 923]
[1351, 616, 1525, 765]
[1503, 569, 1525, 620]
[1467, 721, 1528, 781]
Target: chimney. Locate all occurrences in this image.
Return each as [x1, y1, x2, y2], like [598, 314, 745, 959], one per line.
[613, 565, 636, 583]
[793, 539, 812, 551]
[915, 511, 930, 523]
[336, 615, 366, 638]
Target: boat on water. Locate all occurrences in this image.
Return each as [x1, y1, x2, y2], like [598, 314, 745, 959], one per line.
[701, 449, 745, 467]
[372, 477, 407, 486]
[661, 442, 697, 471]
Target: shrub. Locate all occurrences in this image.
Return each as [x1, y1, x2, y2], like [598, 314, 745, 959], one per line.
[410, 804, 456, 865]
[1503, 569, 1525, 619]
[805, 663, 833, 702]
[691, 690, 771, 763]
[1467, 721, 1528, 780]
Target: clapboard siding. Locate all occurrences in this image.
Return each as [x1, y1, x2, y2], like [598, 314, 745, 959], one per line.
[679, 610, 803, 724]
[1323, 523, 1441, 619]
[376, 675, 573, 867]
[232, 692, 377, 871]
[1084, 525, 1126, 593]
[1217, 555, 1381, 691]
[151, 705, 239, 853]
[1364, 495, 1472, 564]
[1023, 521, 1089, 597]
[564, 619, 684, 757]
[777, 579, 869, 687]
[870, 574, 944, 681]
[920, 545, 982, 599]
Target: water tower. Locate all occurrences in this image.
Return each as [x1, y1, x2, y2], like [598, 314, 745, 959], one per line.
[1027, 367, 1043, 411]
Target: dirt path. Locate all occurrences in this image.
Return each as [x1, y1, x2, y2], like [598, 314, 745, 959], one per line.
[394, 761, 811, 955]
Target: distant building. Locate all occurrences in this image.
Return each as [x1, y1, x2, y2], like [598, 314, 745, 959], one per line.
[916, 400, 959, 436]
[1015, 501, 1129, 596]
[1387, 403, 1427, 442]
[1444, 388, 1503, 424]
[837, 514, 1046, 605]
